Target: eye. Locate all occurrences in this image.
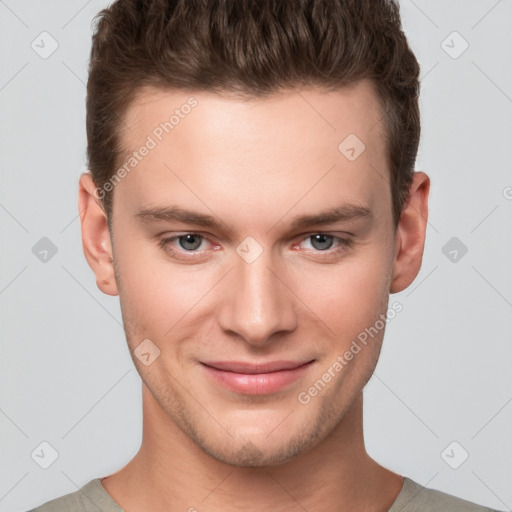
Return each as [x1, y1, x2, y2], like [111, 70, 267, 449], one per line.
[159, 233, 211, 255]
[299, 234, 352, 252]
[175, 233, 204, 251]
[307, 234, 335, 251]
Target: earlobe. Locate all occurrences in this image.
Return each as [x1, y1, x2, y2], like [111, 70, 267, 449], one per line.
[390, 171, 430, 294]
[78, 172, 119, 297]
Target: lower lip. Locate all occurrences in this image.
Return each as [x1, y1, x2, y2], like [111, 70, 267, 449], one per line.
[200, 361, 315, 395]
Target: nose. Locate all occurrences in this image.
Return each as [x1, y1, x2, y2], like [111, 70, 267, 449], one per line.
[217, 248, 297, 347]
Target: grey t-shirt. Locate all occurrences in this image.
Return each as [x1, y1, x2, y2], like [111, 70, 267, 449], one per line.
[27, 476, 503, 512]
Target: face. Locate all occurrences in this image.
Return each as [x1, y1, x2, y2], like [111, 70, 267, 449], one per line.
[85, 81, 412, 466]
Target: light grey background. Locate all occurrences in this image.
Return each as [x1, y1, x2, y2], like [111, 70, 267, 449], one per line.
[1, 1, 511, 511]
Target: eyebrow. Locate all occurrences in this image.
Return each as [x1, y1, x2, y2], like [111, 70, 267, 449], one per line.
[135, 202, 372, 235]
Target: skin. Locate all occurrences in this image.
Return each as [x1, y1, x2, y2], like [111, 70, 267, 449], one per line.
[78, 79, 429, 512]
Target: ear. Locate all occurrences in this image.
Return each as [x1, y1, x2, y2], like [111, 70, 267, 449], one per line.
[78, 172, 119, 296]
[390, 171, 430, 294]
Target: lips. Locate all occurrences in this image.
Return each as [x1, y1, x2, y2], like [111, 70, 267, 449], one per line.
[200, 359, 315, 395]
[201, 360, 312, 374]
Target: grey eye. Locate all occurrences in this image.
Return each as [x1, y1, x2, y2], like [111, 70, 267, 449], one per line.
[310, 234, 334, 251]
[178, 234, 203, 251]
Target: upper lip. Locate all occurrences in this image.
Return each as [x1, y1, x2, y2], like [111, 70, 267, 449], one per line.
[200, 360, 314, 374]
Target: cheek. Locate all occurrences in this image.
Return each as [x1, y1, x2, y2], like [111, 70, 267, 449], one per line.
[113, 238, 220, 343]
[290, 248, 392, 340]
[113, 240, 174, 331]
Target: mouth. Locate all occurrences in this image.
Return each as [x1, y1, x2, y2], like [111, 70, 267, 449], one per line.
[199, 359, 316, 395]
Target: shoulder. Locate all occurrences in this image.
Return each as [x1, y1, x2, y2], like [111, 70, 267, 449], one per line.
[26, 478, 123, 512]
[389, 477, 505, 512]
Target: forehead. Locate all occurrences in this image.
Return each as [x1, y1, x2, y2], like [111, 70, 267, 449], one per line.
[121, 80, 385, 154]
[114, 81, 390, 230]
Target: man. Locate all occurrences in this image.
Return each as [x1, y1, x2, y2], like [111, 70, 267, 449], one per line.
[29, 0, 502, 511]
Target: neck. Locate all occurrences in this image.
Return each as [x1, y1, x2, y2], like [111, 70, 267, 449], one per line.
[102, 384, 403, 512]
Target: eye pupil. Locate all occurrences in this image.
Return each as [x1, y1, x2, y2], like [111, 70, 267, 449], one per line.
[179, 234, 202, 251]
[311, 234, 333, 251]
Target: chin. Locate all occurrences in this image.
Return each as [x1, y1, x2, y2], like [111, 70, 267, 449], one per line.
[200, 437, 305, 467]
[188, 409, 331, 468]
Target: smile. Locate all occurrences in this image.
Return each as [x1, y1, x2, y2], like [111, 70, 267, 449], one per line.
[199, 360, 316, 395]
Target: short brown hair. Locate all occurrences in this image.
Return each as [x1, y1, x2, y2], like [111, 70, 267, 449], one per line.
[86, 0, 420, 228]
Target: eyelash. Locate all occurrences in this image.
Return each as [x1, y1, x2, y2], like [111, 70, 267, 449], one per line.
[158, 233, 353, 260]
